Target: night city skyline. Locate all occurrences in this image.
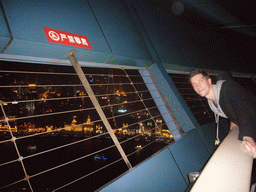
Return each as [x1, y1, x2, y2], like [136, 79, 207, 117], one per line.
[0, 61, 173, 191]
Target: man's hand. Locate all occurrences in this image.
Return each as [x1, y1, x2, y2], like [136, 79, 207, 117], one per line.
[242, 136, 256, 159]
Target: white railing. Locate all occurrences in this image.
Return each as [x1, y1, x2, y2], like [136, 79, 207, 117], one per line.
[191, 128, 253, 192]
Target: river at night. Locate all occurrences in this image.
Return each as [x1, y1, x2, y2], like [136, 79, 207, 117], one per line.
[0, 133, 171, 191]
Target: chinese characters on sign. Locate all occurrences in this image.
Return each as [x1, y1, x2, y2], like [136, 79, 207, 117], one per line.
[43, 27, 92, 49]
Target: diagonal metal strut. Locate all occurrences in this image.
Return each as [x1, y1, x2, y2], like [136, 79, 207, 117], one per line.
[68, 51, 132, 169]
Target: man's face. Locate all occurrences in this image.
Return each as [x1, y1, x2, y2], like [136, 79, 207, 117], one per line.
[190, 74, 212, 97]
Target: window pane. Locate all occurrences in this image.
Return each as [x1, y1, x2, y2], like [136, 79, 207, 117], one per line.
[0, 61, 174, 191]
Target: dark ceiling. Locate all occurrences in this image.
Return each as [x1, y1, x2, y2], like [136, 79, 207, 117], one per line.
[139, 0, 256, 74]
[140, 0, 256, 29]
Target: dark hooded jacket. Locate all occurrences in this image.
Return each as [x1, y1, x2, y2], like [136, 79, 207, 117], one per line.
[219, 80, 256, 141]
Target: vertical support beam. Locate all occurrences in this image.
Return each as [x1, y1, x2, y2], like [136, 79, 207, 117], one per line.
[68, 51, 132, 170]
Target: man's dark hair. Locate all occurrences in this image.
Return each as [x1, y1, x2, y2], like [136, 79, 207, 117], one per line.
[188, 69, 209, 83]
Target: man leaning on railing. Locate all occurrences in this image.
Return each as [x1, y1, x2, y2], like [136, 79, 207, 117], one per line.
[188, 69, 256, 158]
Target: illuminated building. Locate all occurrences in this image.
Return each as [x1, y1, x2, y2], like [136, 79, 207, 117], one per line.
[64, 117, 83, 132]
[114, 84, 128, 116]
[83, 115, 94, 133]
[155, 119, 163, 135]
[138, 122, 145, 134]
[0, 124, 18, 133]
[28, 127, 45, 133]
[46, 126, 53, 132]
[161, 129, 173, 139]
[27, 124, 45, 133]
[122, 123, 128, 135]
[115, 83, 127, 104]
[62, 116, 95, 133]
[96, 125, 103, 134]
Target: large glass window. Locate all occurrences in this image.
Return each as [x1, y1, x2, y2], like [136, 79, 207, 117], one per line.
[0, 61, 173, 191]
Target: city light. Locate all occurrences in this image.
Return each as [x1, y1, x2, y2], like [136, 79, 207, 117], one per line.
[118, 109, 127, 113]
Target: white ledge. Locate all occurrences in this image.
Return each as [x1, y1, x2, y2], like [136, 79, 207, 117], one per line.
[191, 128, 253, 192]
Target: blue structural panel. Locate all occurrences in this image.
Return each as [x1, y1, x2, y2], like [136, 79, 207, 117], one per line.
[99, 129, 210, 191]
[169, 129, 210, 183]
[98, 148, 188, 192]
[1, 0, 154, 67]
[89, 0, 153, 67]
[1, 0, 112, 62]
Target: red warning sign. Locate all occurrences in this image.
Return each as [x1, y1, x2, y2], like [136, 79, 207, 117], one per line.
[43, 27, 92, 49]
